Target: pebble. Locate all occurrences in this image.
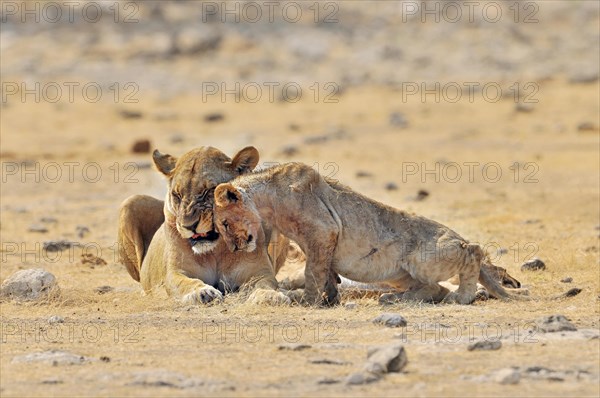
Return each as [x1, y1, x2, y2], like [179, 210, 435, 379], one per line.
[81, 253, 107, 267]
[131, 139, 151, 154]
[521, 258, 546, 271]
[365, 344, 408, 374]
[43, 240, 79, 252]
[493, 368, 521, 385]
[280, 145, 299, 157]
[278, 343, 311, 351]
[95, 286, 114, 294]
[28, 224, 48, 233]
[415, 190, 429, 201]
[385, 182, 398, 191]
[372, 313, 407, 328]
[468, 340, 502, 351]
[204, 113, 224, 123]
[120, 110, 143, 119]
[389, 112, 409, 128]
[355, 170, 373, 178]
[344, 302, 357, 310]
[515, 103, 534, 113]
[536, 314, 577, 333]
[12, 350, 89, 365]
[577, 122, 598, 132]
[552, 288, 582, 299]
[48, 315, 64, 324]
[560, 277, 573, 283]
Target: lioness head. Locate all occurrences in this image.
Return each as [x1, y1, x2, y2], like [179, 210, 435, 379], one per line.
[213, 183, 261, 253]
[153, 146, 259, 254]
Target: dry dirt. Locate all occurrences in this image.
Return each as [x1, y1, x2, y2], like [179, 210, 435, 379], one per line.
[1, 1, 599, 397]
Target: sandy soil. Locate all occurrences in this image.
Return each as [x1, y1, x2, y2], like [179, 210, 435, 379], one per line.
[1, 79, 599, 397]
[1, 1, 599, 396]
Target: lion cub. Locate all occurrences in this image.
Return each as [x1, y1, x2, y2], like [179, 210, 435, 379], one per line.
[214, 162, 527, 306]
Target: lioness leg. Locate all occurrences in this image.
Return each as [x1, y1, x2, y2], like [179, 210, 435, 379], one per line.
[118, 195, 165, 281]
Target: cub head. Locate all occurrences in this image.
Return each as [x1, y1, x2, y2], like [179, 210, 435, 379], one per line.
[213, 183, 261, 253]
[153, 146, 259, 254]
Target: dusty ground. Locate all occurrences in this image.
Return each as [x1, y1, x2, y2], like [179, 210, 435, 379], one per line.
[1, 79, 599, 397]
[1, 1, 599, 396]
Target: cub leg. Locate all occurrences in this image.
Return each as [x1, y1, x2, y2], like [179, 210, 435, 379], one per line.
[380, 283, 450, 304]
[442, 243, 482, 304]
[303, 242, 337, 306]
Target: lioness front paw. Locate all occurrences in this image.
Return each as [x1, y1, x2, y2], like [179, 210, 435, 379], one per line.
[248, 289, 291, 305]
[181, 285, 223, 305]
[442, 291, 476, 305]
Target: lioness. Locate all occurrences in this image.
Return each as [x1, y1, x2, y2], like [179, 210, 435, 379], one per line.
[118, 146, 290, 305]
[212, 162, 529, 305]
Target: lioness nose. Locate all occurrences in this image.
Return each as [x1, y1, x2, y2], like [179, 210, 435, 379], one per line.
[247, 235, 253, 243]
[184, 221, 199, 232]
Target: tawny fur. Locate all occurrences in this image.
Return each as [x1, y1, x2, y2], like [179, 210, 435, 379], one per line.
[214, 162, 529, 305]
[117, 146, 290, 305]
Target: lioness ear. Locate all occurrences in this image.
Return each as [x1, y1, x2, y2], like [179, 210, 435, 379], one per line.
[230, 146, 259, 175]
[215, 183, 242, 207]
[153, 149, 177, 176]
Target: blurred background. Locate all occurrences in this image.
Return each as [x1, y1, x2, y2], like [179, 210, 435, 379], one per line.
[1, 0, 598, 267]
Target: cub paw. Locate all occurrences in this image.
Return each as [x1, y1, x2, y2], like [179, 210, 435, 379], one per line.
[475, 287, 490, 301]
[181, 284, 223, 305]
[248, 289, 291, 306]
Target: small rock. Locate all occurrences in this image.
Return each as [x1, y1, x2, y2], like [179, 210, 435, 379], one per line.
[345, 371, 380, 385]
[76, 225, 90, 238]
[48, 315, 64, 324]
[41, 378, 63, 384]
[0, 269, 58, 301]
[389, 112, 408, 128]
[304, 135, 329, 145]
[468, 340, 502, 351]
[412, 189, 429, 201]
[372, 313, 407, 328]
[288, 123, 300, 131]
[100, 356, 111, 363]
[12, 350, 89, 365]
[569, 71, 599, 84]
[385, 182, 398, 191]
[522, 366, 567, 382]
[175, 27, 221, 55]
[280, 145, 299, 157]
[204, 113, 224, 123]
[318, 377, 340, 384]
[560, 277, 573, 283]
[577, 122, 598, 132]
[536, 314, 577, 333]
[355, 170, 373, 178]
[278, 343, 311, 351]
[523, 219, 541, 224]
[129, 370, 202, 388]
[43, 240, 78, 252]
[552, 288, 582, 299]
[120, 110, 143, 119]
[310, 358, 351, 365]
[364, 344, 408, 375]
[493, 368, 521, 385]
[344, 302, 357, 310]
[40, 217, 58, 224]
[515, 103, 534, 113]
[95, 286, 114, 294]
[28, 224, 48, 233]
[521, 258, 546, 271]
[131, 139, 151, 154]
[170, 133, 184, 144]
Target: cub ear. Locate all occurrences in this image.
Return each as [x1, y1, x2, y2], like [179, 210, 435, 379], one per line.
[214, 183, 242, 207]
[153, 149, 177, 176]
[230, 146, 259, 175]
